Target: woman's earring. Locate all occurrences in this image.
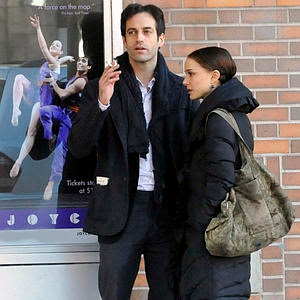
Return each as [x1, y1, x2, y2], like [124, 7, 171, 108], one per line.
[211, 84, 215, 89]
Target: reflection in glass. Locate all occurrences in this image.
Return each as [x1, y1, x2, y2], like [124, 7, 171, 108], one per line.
[0, 0, 104, 231]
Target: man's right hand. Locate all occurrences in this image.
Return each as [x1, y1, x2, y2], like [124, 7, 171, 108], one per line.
[98, 62, 121, 105]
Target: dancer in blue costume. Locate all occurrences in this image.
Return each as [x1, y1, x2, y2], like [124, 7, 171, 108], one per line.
[9, 15, 74, 178]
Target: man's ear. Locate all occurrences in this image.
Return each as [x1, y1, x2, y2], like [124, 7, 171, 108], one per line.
[122, 36, 127, 49]
[158, 33, 165, 48]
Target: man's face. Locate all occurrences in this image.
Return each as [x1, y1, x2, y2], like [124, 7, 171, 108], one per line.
[122, 12, 165, 64]
[77, 57, 89, 72]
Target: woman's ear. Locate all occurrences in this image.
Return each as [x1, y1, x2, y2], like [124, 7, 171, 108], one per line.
[211, 70, 221, 84]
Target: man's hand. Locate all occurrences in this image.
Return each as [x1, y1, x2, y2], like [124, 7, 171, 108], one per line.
[98, 61, 121, 105]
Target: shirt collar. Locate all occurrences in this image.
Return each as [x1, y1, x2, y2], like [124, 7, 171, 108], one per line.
[136, 76, 155, 93]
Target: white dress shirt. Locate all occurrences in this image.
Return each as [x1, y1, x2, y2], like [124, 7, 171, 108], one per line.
[98, 76, 155, 191]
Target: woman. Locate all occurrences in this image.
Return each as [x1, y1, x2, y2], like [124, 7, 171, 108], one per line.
[9, 15, 74, 178]
[180, 46, 259, 299]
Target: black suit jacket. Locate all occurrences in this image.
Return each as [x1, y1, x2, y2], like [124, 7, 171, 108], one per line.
[68, 73, 198, 237]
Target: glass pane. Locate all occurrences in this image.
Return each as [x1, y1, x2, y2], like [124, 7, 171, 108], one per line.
[0, 0, 104, 233]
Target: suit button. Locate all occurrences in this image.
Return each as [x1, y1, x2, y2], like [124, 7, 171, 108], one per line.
[123, 177, 127, 182]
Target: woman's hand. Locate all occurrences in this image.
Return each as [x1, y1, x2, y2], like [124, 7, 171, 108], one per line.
[30, 15, 40, 30]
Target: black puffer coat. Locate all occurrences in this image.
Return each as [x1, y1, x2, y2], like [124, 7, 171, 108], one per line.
[180, 77, 259, 300]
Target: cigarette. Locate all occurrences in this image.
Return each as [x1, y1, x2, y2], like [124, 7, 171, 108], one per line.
[105, 61, 113, 67]
[105, 58, 118, 67]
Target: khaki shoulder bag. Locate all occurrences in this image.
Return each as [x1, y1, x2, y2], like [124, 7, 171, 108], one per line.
[204, 108, 295, 257]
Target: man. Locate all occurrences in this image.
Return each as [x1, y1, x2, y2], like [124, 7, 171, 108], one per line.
[40, 57, 91, 200]
[68, 4, 198, 300]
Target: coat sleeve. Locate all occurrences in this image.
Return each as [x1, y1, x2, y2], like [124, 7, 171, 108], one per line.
[197, 113, 238, 231]
[67, 79, 109, 159]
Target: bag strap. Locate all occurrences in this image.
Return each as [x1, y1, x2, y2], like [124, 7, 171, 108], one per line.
[207, 108, 252, 153]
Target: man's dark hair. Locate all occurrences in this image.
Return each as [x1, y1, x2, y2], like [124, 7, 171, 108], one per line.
[80, 12, 104, 79]
[121, 4, 165, 38]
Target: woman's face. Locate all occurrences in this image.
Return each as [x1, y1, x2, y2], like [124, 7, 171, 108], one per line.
[49, 40, 63, 57]
[183, 57, 216, 100]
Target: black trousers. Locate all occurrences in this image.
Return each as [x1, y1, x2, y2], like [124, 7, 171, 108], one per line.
[98, 190, 175, 300]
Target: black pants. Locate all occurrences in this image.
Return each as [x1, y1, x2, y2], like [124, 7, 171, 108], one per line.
[98, 191, 175, 300]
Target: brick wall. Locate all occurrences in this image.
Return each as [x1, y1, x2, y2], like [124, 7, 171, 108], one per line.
[124, 0, 300, 299]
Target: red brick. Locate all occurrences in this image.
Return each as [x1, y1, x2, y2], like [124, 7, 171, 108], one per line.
[291, 42, 300, 55]
[279, 91, 300, 104]
[249, 295, 261, 300]
[134, 273, 148, 287]
[256, 91, 277, 105]
[254, 140, 289, 154]
[255, 26, 276, 40]
[140, 257, 145, 271]
[266, 156, 280, 181]
[166, 59, 183, 74]
[172, 11, 217, 24]
[255, 58, 276, 72]
[250, 108, 287, 121]
[165, 27, 182, 41]
[285, 189, 300, 201]
[184, 0, 205, 7]
[285, 238, 300, 251]
[280, 124, 300, 137]
[243, 42, 288, 56]
[184, 27, 205, 40]
[243, 75, 288, 88]
[220, 43, 241, 56]
[160, 45, 171, 57]
[254, 0, 276, 5]
[289, 9, 300, 22]
[242, 9, 287, 23]
[283, 156, 300, 170]
[137, 0, 182, 7]
[286, 270, 300, 284]
[283, 173, 300, 186]
[262, 245, 283, 259]
[207, 0, 252, 7]
[288, 221, 300, 234]
[290, 75, 300, 88]
[257, 124, 277, 137]
[262, 296, 283, 300]
[296, 205, 300, 217]
[235, 59, 254, 72]
[286, 286, 300, 300]
[279, 58, 300, 71]
[263, 278, 283, 292]
[172, 43, 217, 57]
[208, 27, 253, 40]
[262, 262, 283, 276]
[286, 254, 300, 267]
[279, 26, 300, 39]
[278, 0, 300, 5]
[219, 10, 240, 23]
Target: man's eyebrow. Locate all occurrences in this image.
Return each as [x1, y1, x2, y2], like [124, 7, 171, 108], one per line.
[126, 26, 154, 32]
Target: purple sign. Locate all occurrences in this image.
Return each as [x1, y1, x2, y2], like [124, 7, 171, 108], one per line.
[0, 207, 87, 230]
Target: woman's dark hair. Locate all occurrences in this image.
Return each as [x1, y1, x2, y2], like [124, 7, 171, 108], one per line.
[121, 4, 165, 38]
[188, 47, 237, 84]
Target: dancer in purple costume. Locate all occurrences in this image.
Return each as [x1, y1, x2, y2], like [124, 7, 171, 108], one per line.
[40, 57, 91, 200]
[9, 15, 74, 178]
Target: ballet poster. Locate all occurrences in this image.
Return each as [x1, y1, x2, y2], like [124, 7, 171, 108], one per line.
[0, 0, 104, 230]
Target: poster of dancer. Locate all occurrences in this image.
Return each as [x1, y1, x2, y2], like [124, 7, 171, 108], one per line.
[0, 0, 104, 233]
